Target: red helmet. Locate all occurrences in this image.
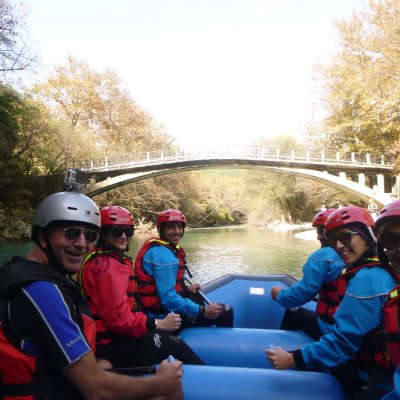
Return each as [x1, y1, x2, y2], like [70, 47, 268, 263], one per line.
[325, 206, 375, 235]
[376, 200, 400, 230]
[100, 206, 135, 226]
[157, 209, 186, 229]
[312, 209, 336, 227]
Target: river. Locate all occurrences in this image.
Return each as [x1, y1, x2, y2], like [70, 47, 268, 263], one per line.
[0, 225, 319, 283]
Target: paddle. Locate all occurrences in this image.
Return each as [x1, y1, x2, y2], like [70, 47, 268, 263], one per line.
[184, 272, 211, 305]
[106, 355, 176, 376]
[184, 272, 233, 316]
[106, 366, 157, 375]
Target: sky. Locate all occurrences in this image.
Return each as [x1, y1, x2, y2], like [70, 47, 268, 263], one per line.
[20, 0, 368, 148]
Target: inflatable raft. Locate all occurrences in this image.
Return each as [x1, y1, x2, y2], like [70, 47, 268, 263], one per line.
[180, 274, 346, 399]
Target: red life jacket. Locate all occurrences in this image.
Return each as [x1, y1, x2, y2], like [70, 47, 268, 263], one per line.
[315, 278, 340, 324]
[78, 249, 140, 345]
[135, 238, 186, 314]
[383, 284, 400, 369]
[336, 258, 396, 377]
[336, 259, 382, 302]
[0, 257, 96, 400]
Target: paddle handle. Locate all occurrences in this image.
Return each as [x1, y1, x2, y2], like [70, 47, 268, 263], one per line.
[106, 366, 157, 375]
[184, 273, 211, 305]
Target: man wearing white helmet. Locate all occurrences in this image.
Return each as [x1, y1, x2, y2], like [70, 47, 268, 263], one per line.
[0, 192, 183, 400]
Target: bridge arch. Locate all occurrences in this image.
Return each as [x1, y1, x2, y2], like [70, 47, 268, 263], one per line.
[80, 160, 393, 208]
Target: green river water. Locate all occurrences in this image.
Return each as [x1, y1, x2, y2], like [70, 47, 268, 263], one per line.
[0, 226, 319, 283]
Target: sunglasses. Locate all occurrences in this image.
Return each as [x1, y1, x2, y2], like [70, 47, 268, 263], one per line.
[380, 232, 400, 250]
[328, 231, 359, 247]
[63, 227, 99, 244]
[109, 226, 134, 239]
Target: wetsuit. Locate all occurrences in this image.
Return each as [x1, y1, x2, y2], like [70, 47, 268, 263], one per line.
[277, 246, 343, 339]
[78, 248, 204, 367]
[0, 258, 95, 400]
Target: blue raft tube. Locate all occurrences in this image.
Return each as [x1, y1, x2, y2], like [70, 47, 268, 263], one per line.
[179, 274, 346, 399]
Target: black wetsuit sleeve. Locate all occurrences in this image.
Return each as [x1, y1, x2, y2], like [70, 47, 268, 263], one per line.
[292, 349, 306, 370]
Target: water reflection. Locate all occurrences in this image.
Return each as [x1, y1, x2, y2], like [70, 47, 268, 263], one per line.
[163, 226, 319, 284]
[0, 227, 319, 284]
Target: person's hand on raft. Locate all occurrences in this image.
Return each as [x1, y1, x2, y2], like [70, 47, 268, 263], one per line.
[155, 358, 184, 399]
[270, 286, 283, 300]
[204, 303, 223, 319]
[156, 313, 182, 331]
[265, 347, 295, 370]
[187, 282, 201, 295]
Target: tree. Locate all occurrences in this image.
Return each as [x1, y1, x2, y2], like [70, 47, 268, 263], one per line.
[0, 0, 35, 75]
[0, 81, 75, 206]
[0, 81, 19, 158]
[32, 56, 171, 156]
[315, 0, 400, 164]
[32, 56, 244, 223]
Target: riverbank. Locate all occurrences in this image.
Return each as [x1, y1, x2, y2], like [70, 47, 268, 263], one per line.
[0, 207, 31, 243]
[265, 221, 316, 242]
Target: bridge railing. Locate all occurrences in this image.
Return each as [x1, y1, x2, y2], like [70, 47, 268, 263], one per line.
[72, 146, 394, 171]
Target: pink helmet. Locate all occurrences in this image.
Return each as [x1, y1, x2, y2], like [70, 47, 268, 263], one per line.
[325, 206, 375, 235]
[100, 206, 135, 226]
[312, 209, 336, 228]
[157, 209, 186, 229]
[376, 200, 400, 230]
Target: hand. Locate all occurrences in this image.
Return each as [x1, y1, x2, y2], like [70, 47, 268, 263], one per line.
[265, 347, 295, 370]
[187, 282, 201, 295]
[156, 313, 182, 332]
[271, 286, 283, 300]
[155, 358, 183, 396]
[204, 303, 223, 320]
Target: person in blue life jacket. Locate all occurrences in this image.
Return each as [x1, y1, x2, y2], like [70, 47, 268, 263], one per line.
[271, 208, 344, 340]
[135, 209, 234, 330]
[373, 200, 400, 400]
[266, 206, 398, 398]
[0, 192, 183, 400]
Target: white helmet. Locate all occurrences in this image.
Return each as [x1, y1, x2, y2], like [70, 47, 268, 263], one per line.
[32, 192, 100, 239]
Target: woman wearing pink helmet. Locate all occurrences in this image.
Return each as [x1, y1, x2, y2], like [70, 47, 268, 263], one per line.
[267, 205, 398, 398]
[78, 206, 204, 368]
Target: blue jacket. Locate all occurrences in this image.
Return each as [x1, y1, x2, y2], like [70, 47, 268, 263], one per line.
[276, 246, 343, 334]
[294, 265, 396, 384]
[141, 244, 200, 317]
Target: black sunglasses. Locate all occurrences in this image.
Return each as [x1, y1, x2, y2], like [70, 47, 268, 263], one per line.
[328, 231, 359, 247]
[109, 226, 134, 239]
[63, 227, 99, 244]
[380, 232, 400, 250]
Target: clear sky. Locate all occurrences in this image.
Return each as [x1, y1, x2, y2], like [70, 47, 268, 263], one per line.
[21, 0, 367, 148]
